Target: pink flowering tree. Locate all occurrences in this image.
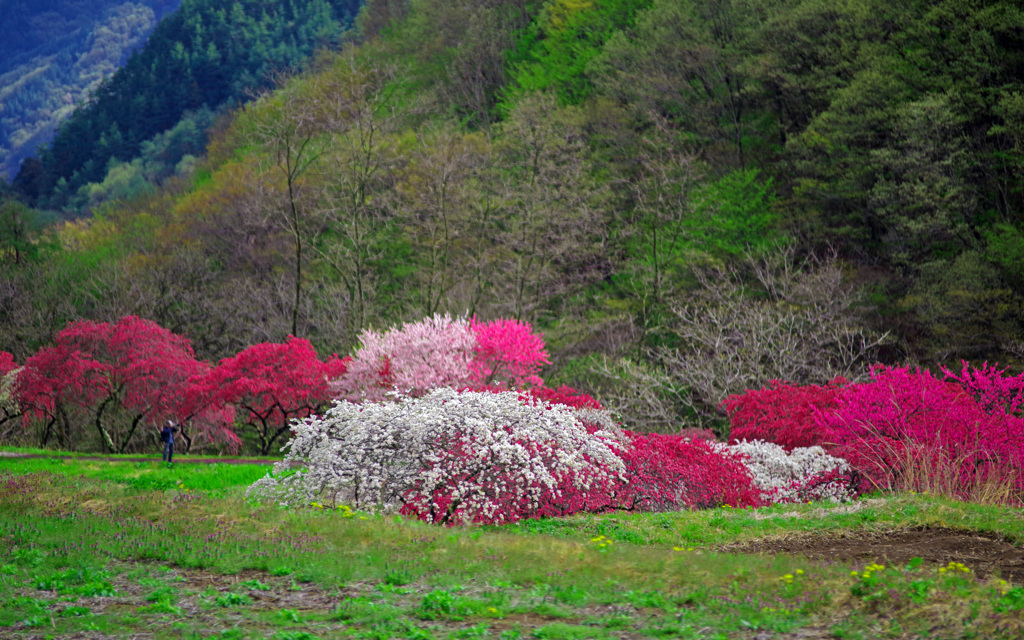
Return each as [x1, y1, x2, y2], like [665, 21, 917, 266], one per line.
[332, 314, 551, 402]
[332, 314, 477, 402]
[15, 317, 227, 453]
[197, 336, 349, 455]
[468, 316, 549, 388]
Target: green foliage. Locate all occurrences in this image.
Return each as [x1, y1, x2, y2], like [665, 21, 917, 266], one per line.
[7, 0, 1024, 405]
[503, 0, 653, 107]
[688, 169, 781, 259]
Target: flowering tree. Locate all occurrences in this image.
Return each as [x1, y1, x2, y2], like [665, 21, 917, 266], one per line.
[0, 352, 22, 441]
[332, 314, 476, 402]
[941, 360, 1024, 418]
[468, 316, 549, 388]
[197, 336, 349, 455]
[16, 317, 224, 453]
[247, 388, 626, 524]
[722, 378, 848, 450]
[332, 314, 550, 402]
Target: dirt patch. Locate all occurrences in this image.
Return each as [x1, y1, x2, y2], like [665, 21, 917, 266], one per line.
[722, 526, 1024, 582]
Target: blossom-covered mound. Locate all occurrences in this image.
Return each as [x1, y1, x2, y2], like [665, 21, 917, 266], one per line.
[249, 389, 856, 525]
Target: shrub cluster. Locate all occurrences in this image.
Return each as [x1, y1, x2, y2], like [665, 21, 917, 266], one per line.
[720, 440, 855, 504]
[248, 314, 866, 524]
[723, 362, 1024, 502]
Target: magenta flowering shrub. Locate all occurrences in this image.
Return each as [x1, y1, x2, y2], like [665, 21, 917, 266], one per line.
[817, 364, 1024, 497]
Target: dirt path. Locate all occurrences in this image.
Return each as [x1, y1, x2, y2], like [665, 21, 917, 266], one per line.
[722, 526, 1024, 582]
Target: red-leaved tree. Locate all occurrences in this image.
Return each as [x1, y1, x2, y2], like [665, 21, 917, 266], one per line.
[722, 378, 848, 450]
[16, 317, 228, 453]
[195, 336, 349, 455]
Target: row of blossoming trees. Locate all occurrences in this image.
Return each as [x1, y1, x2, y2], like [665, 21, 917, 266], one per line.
[4, 313, 1024, 523]
[0, 316, 351, 455]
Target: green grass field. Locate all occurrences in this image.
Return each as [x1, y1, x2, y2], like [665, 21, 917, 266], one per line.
[2, 453, 1023, 639]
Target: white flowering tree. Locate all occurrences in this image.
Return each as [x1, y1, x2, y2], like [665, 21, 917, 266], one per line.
[247, 388, 626, 524]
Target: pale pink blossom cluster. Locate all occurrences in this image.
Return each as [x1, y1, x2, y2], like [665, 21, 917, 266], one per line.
[718, 439, 855, 503]
[330, 314, 549, 402]
[246, 388, 626, 524]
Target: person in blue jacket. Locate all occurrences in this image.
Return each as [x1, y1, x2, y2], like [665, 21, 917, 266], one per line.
[160, 421, 178, 463]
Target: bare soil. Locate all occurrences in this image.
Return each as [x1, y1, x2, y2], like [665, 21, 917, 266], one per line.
[721, 526, 1024, 582]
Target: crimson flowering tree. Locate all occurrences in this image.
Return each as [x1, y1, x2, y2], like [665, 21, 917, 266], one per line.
[722, 378, 848, 450]
[16, 343, 99, 448]
[332, 314, 551, 402]
[16, 317, 229, 453]
[196, 336, 349, 455]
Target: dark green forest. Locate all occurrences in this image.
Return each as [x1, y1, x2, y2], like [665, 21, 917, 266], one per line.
[3, 0, 1024, 431]
[0, 0, 185, 181]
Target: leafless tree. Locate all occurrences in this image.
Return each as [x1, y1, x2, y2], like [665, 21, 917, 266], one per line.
[655, 244, 889, 427]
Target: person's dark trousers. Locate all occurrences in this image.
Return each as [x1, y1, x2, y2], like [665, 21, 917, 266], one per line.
[163, 440, 174, 462]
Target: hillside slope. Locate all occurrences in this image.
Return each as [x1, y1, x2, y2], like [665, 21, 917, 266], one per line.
[0, 0, 184, 180]
[10, 0, 361, 212]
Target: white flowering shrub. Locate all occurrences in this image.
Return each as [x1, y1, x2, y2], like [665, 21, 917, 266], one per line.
[719, 439, 855, 503]
[247, 388, 626, 524]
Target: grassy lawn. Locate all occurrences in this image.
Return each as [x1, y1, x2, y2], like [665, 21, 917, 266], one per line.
[2, 454, 1023, 639]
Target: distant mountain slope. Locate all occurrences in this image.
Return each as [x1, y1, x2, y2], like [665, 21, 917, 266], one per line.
[0, 0, 184, 180]
[12, 0, 362, 210]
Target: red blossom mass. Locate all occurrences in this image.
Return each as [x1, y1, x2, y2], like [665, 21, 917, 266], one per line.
[197, 336, 349, 455]
[16, 316, 230, 452]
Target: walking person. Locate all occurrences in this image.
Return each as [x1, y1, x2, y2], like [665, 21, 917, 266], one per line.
[160, 421, 178, 463]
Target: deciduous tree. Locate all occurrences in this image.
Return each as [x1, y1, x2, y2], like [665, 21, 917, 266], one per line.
[15, 316, 219, 453]
[198, 336, 349, 455]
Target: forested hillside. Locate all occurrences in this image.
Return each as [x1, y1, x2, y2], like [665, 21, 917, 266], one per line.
[0, 0, 184, 181]
[3, 0, 1024, 432]
[9, 0, 362, 212]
